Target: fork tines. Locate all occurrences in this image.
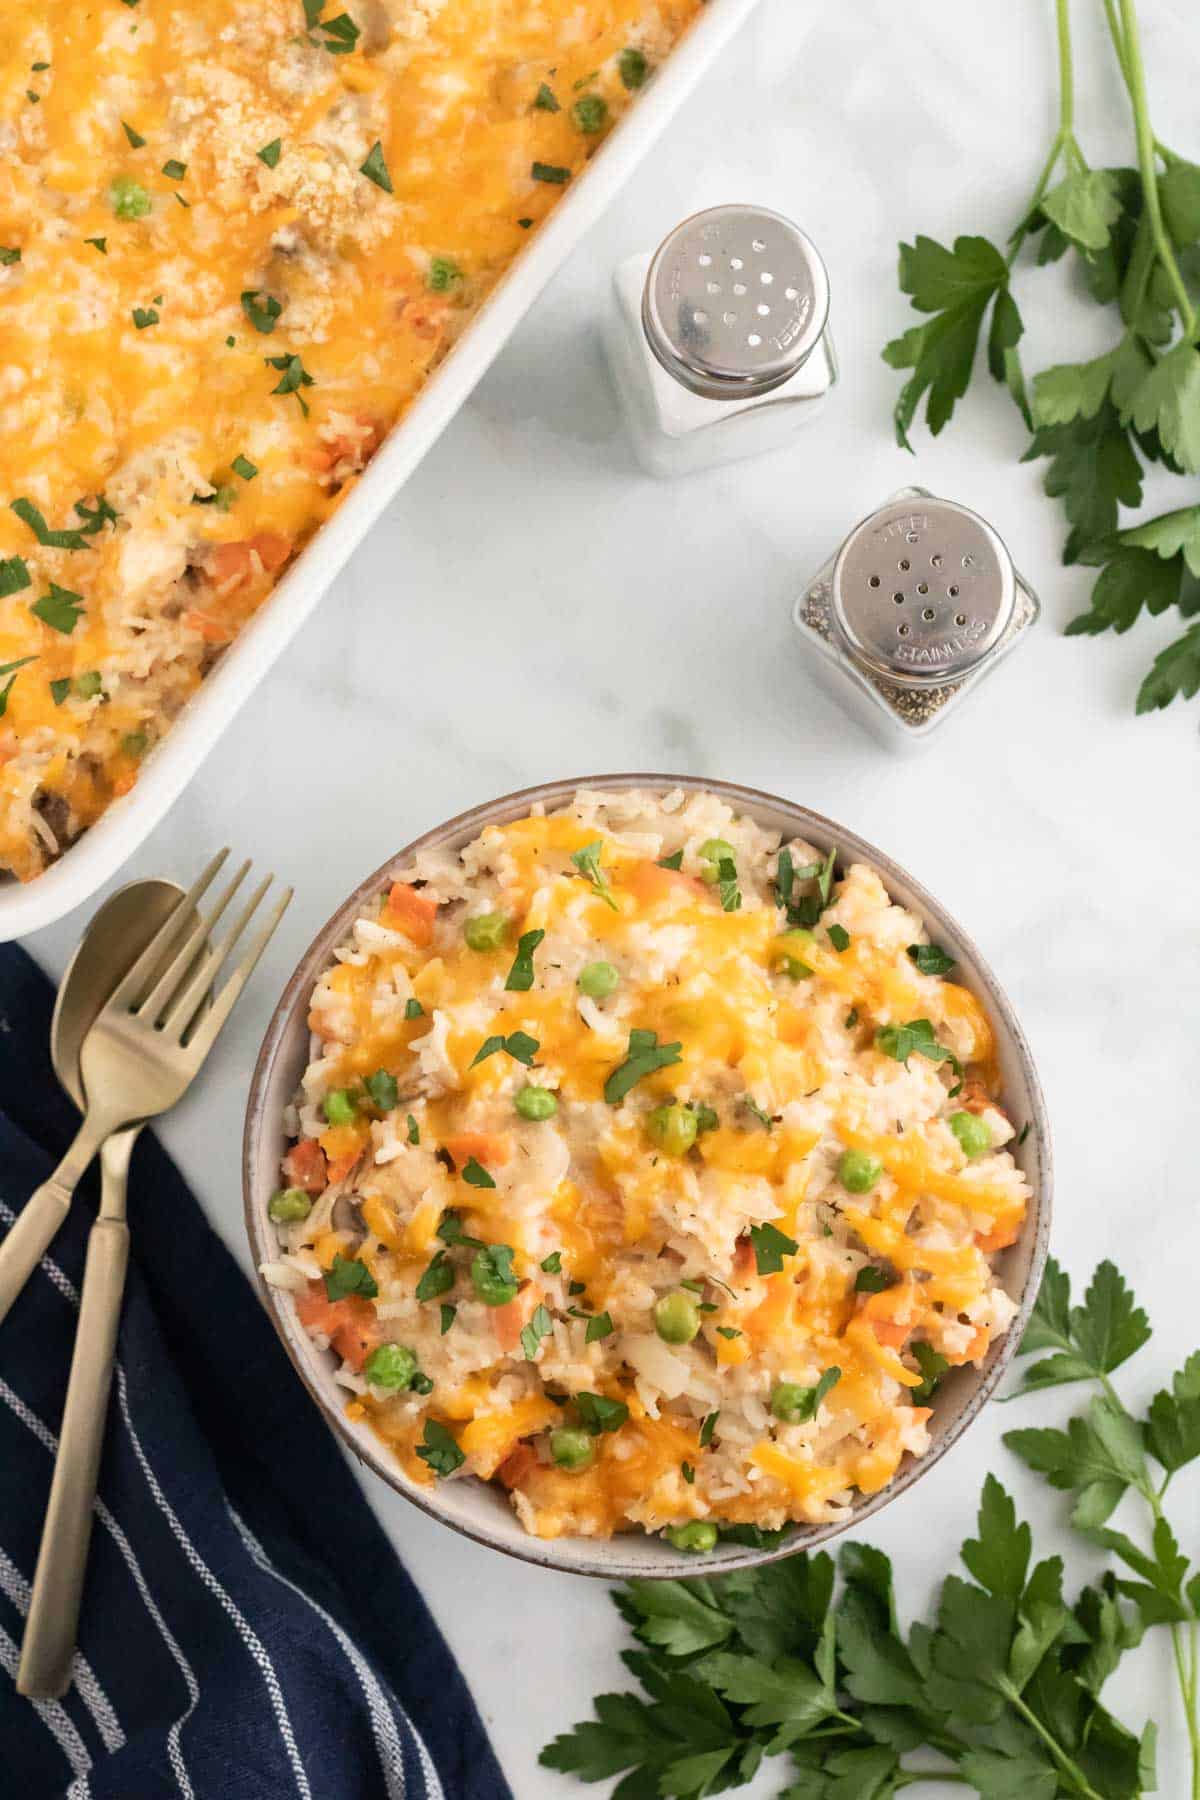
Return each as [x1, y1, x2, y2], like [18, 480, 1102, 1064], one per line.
[111, 851, 292, 1053]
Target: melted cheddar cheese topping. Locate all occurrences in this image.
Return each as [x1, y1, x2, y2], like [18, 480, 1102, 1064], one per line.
[267, 790, 1032, 1545]
[0, 0, 701, 879]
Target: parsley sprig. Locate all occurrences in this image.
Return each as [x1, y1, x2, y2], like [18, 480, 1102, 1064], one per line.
[884, 0, 1200, 715]
[544, 1258, 1198, 1799]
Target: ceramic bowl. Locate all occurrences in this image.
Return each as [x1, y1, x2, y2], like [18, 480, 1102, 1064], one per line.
[243, 773, 1051, 1579]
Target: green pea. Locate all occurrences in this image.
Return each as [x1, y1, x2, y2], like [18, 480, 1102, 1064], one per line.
[770, 1382, 812, 1424]
[363, 1343, 418, 1390]
[515, 1085, 558, 1121]
[110, 175, 151, 219]
[470, 1244, 519, 1307]
[646, 1103, 698, 1158]
[666, 1520, 718, 1553]
[75, 672, 103, 699]
[838, 1149, 883, 1195]
[578, 960, 619, 999]
[268, 1186, 312, 1224]
[322, 1088, 358, 1126]
[654, 1291, 700, 1345]
[550, 1427, 595, 1471]
[698, 837, 736, 883]
[949, 1110, 992, 1159]
[122, 731, 148, 758]
[464, 911, 509, 951]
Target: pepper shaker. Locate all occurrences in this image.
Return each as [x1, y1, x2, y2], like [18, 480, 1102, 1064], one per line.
[793, 489, 1040, 748]
[604, 204, 838, 477]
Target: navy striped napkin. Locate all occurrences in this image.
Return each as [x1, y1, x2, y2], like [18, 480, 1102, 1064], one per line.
[0, 941, 512, 1800]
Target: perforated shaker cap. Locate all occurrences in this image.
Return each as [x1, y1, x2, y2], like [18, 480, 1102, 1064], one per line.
[641, 204, 830, 401]
[831, 498, 1017, 686]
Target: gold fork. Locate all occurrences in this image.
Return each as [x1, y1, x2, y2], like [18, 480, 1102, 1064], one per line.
[4, 851, 291, 1698]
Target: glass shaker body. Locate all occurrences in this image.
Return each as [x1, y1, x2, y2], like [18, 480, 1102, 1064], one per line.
[792, 489, 1041, 750]
[605, 204, 837, 478]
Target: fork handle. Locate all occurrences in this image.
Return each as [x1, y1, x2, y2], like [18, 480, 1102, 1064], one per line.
[17, 1217, 129, 1700]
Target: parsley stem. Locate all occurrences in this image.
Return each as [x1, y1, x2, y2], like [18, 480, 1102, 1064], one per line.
[1099, 0, 1179, 162]
[1002, 1681, 1106, 1799]
[1008, 0, 1075, 268]
[1116, 0, 1197, 338]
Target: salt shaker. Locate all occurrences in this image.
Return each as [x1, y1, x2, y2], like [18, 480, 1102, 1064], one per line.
[792, 489, 1040, 748]
[604, 204, 837, 477]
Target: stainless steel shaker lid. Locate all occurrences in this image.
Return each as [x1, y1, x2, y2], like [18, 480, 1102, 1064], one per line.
[831, 497, 1016, 685]
[641, 204, 830, 401]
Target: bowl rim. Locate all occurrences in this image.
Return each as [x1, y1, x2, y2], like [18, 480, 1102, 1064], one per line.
[243, 771, 1053, 1579]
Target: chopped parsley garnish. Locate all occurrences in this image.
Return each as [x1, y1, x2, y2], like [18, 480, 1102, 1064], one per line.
[681, 1461, 695, 1484]
[845, 1007, 859, 1028]
[715, 855, 741, 913]
[122, 120, 146, 148]
[74, 494, 117, 534]
[618, 47, 649, 89]
[314, 10, 360, 52]
[85, 236, 107, 253]
[406, 1112, 420, 1144]
[521, 1303, 554, 1361]
[699, 1411, 718, 1447]
[716, 1326, 742, 1340]
[517, 217, 533, 229]
[323, 1254, 378, 1301]
[427, 256, 461, 292]
[572, 95, 608, 134]
[584, 1312, 614, 1343]
[828, 923, 851, 952]
[1017, 1120, 1031, 1146]
[907, 942, 956, 976]
[603, 1027, 682, 1105]
[0, 657, 36, 719]
[49, 678, 71, 706]
[31, 62, 50, 72]
[689, 1102, 719, 1133]
[540, 1251, 563, 1274]
[461, 1156, 496, 1189]
[436, 1210, 484, 1250]
[532, 161, 570, 184]
[74, 671, 102, 699]
[573, 1392, 628, 1434]
[132, 305, 159, 329]
[231, 454, 258, 481]
[776, 844, 837, 927]
[404, 998, 425, 1019]
[505, 927, 545, 992]
[742, 1095, 773, 1131]
[534, 82, 560, 111]
[265, 352, 314, 415]
[570, 838, 618, 910]
[161, 159, 187, 180]
[258, 138, 282, 168]
[785, 1367, 842, 1421]
[855, 1266, 891, 1294]
[363, 1069, 398, 1111]
[241, 289, 283, 334]
[415, 1419, 464, 1477]
[911, 1341, 950, 1403]
[122, 732, 148, 758]
[876, 1017, 960, 1072]
[174, 193, 191, 209]
[415, 1250, 453, 1301]
[0, 557, 30, 598]
[749, 1221, 798, 1276]
[359, 141, 393, 193]
[31, 583, 84, 635]
[439, 1303, 456, 1334]
[11, 497, 91, 550]
[470, 1029, 539, 1068]
[0, 247, 21, 266]
[568, 1281, 586, 1297]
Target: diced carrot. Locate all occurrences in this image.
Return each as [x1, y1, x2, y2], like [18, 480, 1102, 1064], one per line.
[443, 1131, 512, 1171]
[975, 1220, 1020, 1254]
[496, 1442, 539, 1489]
[207, 532, 291, 588]
[908, 1407, 934, 1426]
[383, 882, 439, 947]
[326, 1150, 361, 1186]
[492, 1283, 541, 1354]
[307, 416, 382, 474]
[861, 1285, 914, 1351]
[624, 860, 704, 906]
[282, 1137, 327, 1194]
[296, 1282, 382, 1371]
[732, 1237, 756, 1280]
[184, 609, 232, 644]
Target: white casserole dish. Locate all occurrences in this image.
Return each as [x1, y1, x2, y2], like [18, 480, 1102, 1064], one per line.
[0, 0, 763, 942]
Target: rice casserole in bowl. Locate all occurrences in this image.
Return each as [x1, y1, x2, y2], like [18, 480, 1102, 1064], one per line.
[260, 785, 1037, 1552]
[0, 0, 701, 882]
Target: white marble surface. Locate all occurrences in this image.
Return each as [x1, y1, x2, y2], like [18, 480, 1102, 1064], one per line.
[25, 0, 1200, 1792]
